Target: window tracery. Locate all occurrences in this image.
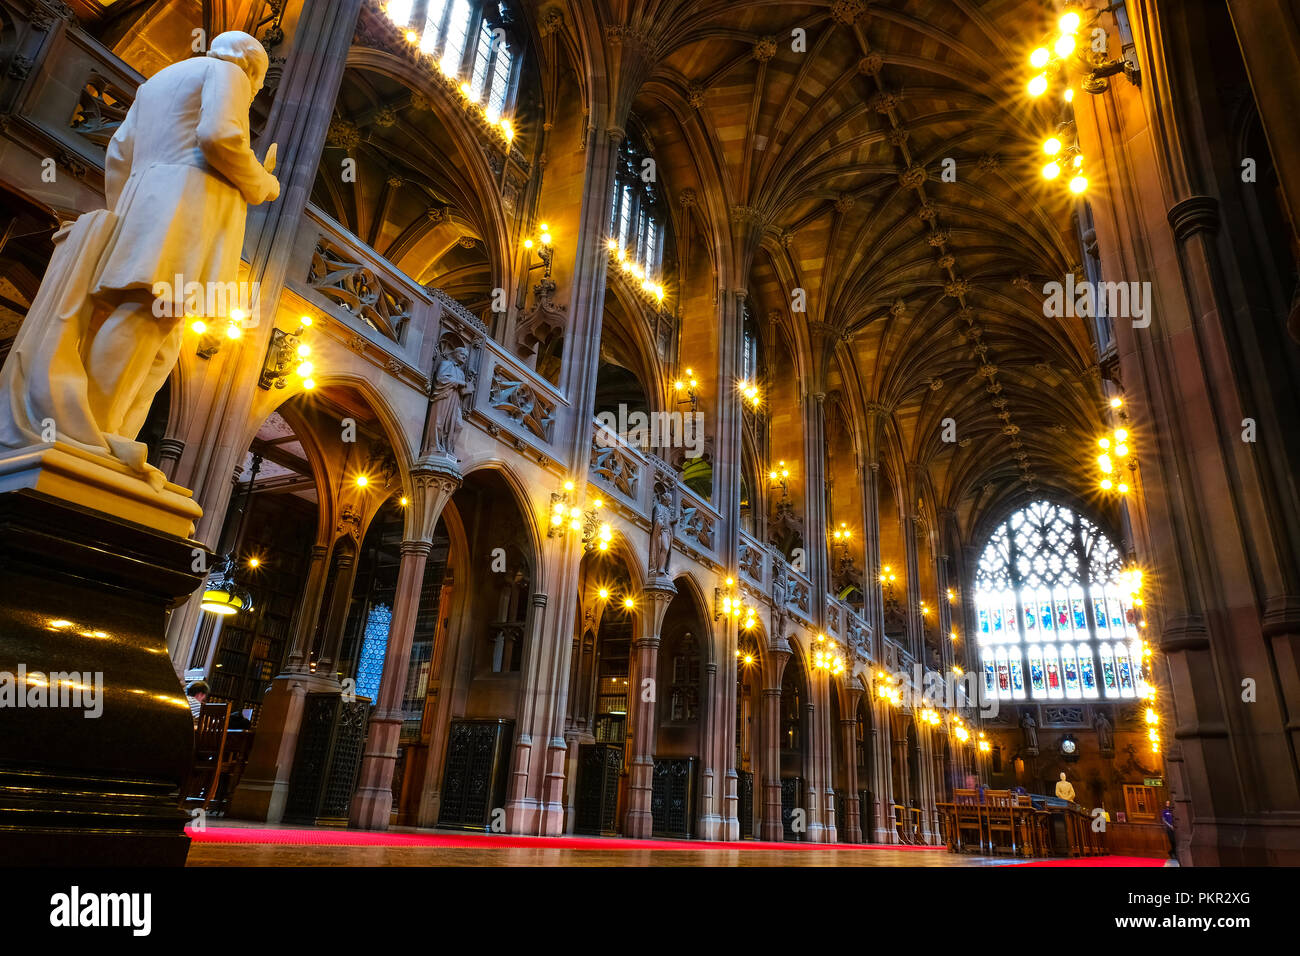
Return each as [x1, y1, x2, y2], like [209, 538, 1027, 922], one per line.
[975, 500, 1142, 703]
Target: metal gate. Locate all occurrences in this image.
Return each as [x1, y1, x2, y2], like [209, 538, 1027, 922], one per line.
[574, 743, 622, 835]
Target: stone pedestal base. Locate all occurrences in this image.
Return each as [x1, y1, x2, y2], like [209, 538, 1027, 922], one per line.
[0, 487, 205, 865]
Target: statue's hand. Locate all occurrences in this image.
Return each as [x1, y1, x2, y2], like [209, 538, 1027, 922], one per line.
[262, 173, 281, 204]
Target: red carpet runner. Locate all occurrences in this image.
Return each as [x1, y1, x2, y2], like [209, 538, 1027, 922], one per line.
[186, 826, 1164, 863]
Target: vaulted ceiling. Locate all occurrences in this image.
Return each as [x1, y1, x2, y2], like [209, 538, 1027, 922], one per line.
[604, 0, 1112, 531]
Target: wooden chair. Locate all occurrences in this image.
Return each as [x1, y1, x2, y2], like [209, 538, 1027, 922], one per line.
[1014, 793, 1041, 856]
[983, 789, 1018, 855]
[952, 789, 985, 853]
[184, 701, 231, 813]
[893, 804, 913, 844]
[210, 727, 254, 815]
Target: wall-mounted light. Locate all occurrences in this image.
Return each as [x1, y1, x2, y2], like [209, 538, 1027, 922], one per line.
[548, 479, 614, 552]
[524, 223, 555, 279]
[767, 460, 791, 499]
[193, 308, 246, 360]
[812, 633, 845, 674]
[674, 368, 699, 412]
[739, 380, 761, 408]
[259, 316, 315, 390]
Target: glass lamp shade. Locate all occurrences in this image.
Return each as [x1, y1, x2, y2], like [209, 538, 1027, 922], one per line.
[200, 560, 253, 616]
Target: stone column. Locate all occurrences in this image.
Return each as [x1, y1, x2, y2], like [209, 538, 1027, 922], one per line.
[350, 465, 460, 829]
[313, 542, 359, 679]
[803, 691, 824, 842]
[624, 580, 674, 838]
[873, 700, 895, 843]
[167, 0, 365, 668]
[759, 646, 790, 840]
[285, 544, 330, 672]
[840, 685, 864, 843]
[861, 460, 884, 659]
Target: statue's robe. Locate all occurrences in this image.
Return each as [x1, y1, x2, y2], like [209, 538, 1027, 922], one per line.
[0, 51, 275, 475]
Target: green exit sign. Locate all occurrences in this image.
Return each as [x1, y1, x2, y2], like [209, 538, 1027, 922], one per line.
[1144, 777, 1164, 787]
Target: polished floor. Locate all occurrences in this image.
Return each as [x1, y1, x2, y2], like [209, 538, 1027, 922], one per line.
[184, 822, 1163, 867]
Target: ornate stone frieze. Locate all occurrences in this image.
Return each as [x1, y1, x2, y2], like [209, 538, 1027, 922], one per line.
[488, 365, 556, 443]
[590, 436, 641, 500]
[308, 238, 411, 343]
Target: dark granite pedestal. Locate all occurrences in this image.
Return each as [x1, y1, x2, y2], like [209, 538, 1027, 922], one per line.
[0, 489, 204, 865]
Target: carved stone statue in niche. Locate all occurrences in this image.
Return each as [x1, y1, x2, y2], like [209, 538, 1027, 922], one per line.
[648, 489, 675, 578]
[1094, 709, 1114, 755]
[771, 559, 789, 642]
[0, 32, 279, 489]
[427, 345, 471, 459]
[1021, 710, 1039, 753]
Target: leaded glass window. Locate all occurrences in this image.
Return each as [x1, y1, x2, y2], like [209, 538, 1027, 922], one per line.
[974, 500, 1142, 701]
[355, 603, 392, 703]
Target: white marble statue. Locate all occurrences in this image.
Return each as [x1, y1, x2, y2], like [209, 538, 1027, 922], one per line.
[0, 32, 279, 488]
[1055, 772, 1076, 802]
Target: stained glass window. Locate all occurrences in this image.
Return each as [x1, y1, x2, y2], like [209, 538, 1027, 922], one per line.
[974, 500, 1133, 703]
[355, 603, 393, 703]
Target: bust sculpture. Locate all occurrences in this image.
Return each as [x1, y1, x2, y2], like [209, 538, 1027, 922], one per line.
[427, 346, 471, 457]
[0, 32, 279, 489]
[1054, 771, 1076, 802]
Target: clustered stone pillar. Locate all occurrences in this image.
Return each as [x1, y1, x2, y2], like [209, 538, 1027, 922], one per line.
[759, 645, 790, 840]
[350, 467, 460, 829]
[839, 685, 864, 843]
[624, 581, 675, 838]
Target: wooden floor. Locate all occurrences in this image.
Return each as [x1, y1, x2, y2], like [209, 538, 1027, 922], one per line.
[186, 826, 1024, 867]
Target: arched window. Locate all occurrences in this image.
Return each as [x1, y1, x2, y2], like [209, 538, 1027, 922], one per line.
[975, 500, 1145, 702]
[609, 135, 664, 281]
[388, 1, 518, 118]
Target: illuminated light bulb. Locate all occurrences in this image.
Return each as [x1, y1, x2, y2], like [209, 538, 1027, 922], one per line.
[1064, 88, 1075, 103]
[569, 519, 581, 531]
[191, 319, 208, 334]
[623, 597, 635, 610]
[723, 597, 733, 613]
[1115, 444, 1129, 458]
[1043, 137, 1062, 156]
[302, 378, 315, 390]
[769, 471, 778, 482]
[593, 498, 604, 509]
[1059, 10, 1082, 33]
[674, 380, 685, 391]
[225, 322, 243, 340]
[1073, 154, 1085, 168]
[1042, 161, 1061, 180]
[598, 587, 609, 600]
[500, 121, 514, 142]
[1030, 47, 1050, 69]
[296, 361, 314, 377]
[300, 316, 312, 327]
[1098, 454, 1113, 473]
[297, 343, 311, 358]
[1114, 428, 1128, 442]
[1110, 396, 1123, 409]
[947, 589, 955, 601]
[1117, 482, 1130, 494]
[540, 231, 552, 245]
[551, 513, 563, 526]
[607, 238, 618, 251]
[1100, 478, 1113, 491]
[1098, 437, 1111, 449]
[597, 540, 609, 551]
[229, 308, 247, 323]
[1054, 33, 1076, 58]
[355, 475, 369, 488]
[400, 496, 409, 507]
[458, 82, 471, 97]
[744, 654, 754, 664]
[1069, 174, 1088, 194]
[248, 557, 260, 568]
[524, 238, 534, 250]
[564, 480, 575, 492]
[599, 523, 612, 539]
[405, 29, 418, 43]
[1028, 74, 1048, 97]
[725, 577, 735, 587]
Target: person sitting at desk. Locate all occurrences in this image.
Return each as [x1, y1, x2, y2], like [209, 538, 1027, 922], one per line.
[185, 680, 209, 722]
